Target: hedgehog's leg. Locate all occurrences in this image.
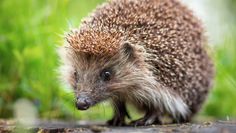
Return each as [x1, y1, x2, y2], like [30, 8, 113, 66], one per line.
[130, 109, 162, 126]
[107, 99, 130, 126]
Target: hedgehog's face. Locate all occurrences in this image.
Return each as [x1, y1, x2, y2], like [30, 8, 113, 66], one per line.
[72, 54, 118, 110]
[59, 42, 145, 110]
[72, 62, 113, 110]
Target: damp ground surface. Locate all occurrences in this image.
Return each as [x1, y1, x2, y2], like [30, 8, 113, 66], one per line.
[0, 119, 236, 133]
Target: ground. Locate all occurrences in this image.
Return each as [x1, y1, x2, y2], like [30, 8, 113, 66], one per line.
[0, 119, 236, 133]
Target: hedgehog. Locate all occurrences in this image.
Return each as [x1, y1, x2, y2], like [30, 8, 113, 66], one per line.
[58, 0, 214, 126]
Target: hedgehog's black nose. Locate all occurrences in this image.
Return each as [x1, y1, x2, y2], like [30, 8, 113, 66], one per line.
[75, 96, 90, 110]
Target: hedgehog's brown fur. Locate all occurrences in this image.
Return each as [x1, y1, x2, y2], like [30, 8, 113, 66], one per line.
[66, 29, 123, 56]
[60, 0, 214, 126]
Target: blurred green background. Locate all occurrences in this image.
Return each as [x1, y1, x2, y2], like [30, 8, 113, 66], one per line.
[0, 0, 236, 121]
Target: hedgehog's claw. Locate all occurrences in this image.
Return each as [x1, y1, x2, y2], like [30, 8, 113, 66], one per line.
[130, 113, 162, 126]
[107, 115, 126, 126]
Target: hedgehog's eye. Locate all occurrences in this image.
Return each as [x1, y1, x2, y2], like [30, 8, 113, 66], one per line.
[74, 70, 77, 76]
[74, 70, 79, 81]
[100, 69, 112, 81]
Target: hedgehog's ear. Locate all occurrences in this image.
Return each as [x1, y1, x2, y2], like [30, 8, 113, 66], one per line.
[120, 42, 135, 60]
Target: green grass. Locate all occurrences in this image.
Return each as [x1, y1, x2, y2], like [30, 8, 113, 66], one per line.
[0, 0, 236, 120]
[0, 0, 111, 120]
[201, 32, 236, 119]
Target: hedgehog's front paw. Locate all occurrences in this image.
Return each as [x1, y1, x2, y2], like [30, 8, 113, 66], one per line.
[107, 115, 126, 126]
[130, 114, 162, 126]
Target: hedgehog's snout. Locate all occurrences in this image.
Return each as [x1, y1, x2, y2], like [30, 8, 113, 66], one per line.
[75, 94, 92, 110]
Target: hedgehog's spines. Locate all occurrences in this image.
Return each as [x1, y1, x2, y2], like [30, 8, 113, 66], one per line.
[60, 0, 214, 124]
